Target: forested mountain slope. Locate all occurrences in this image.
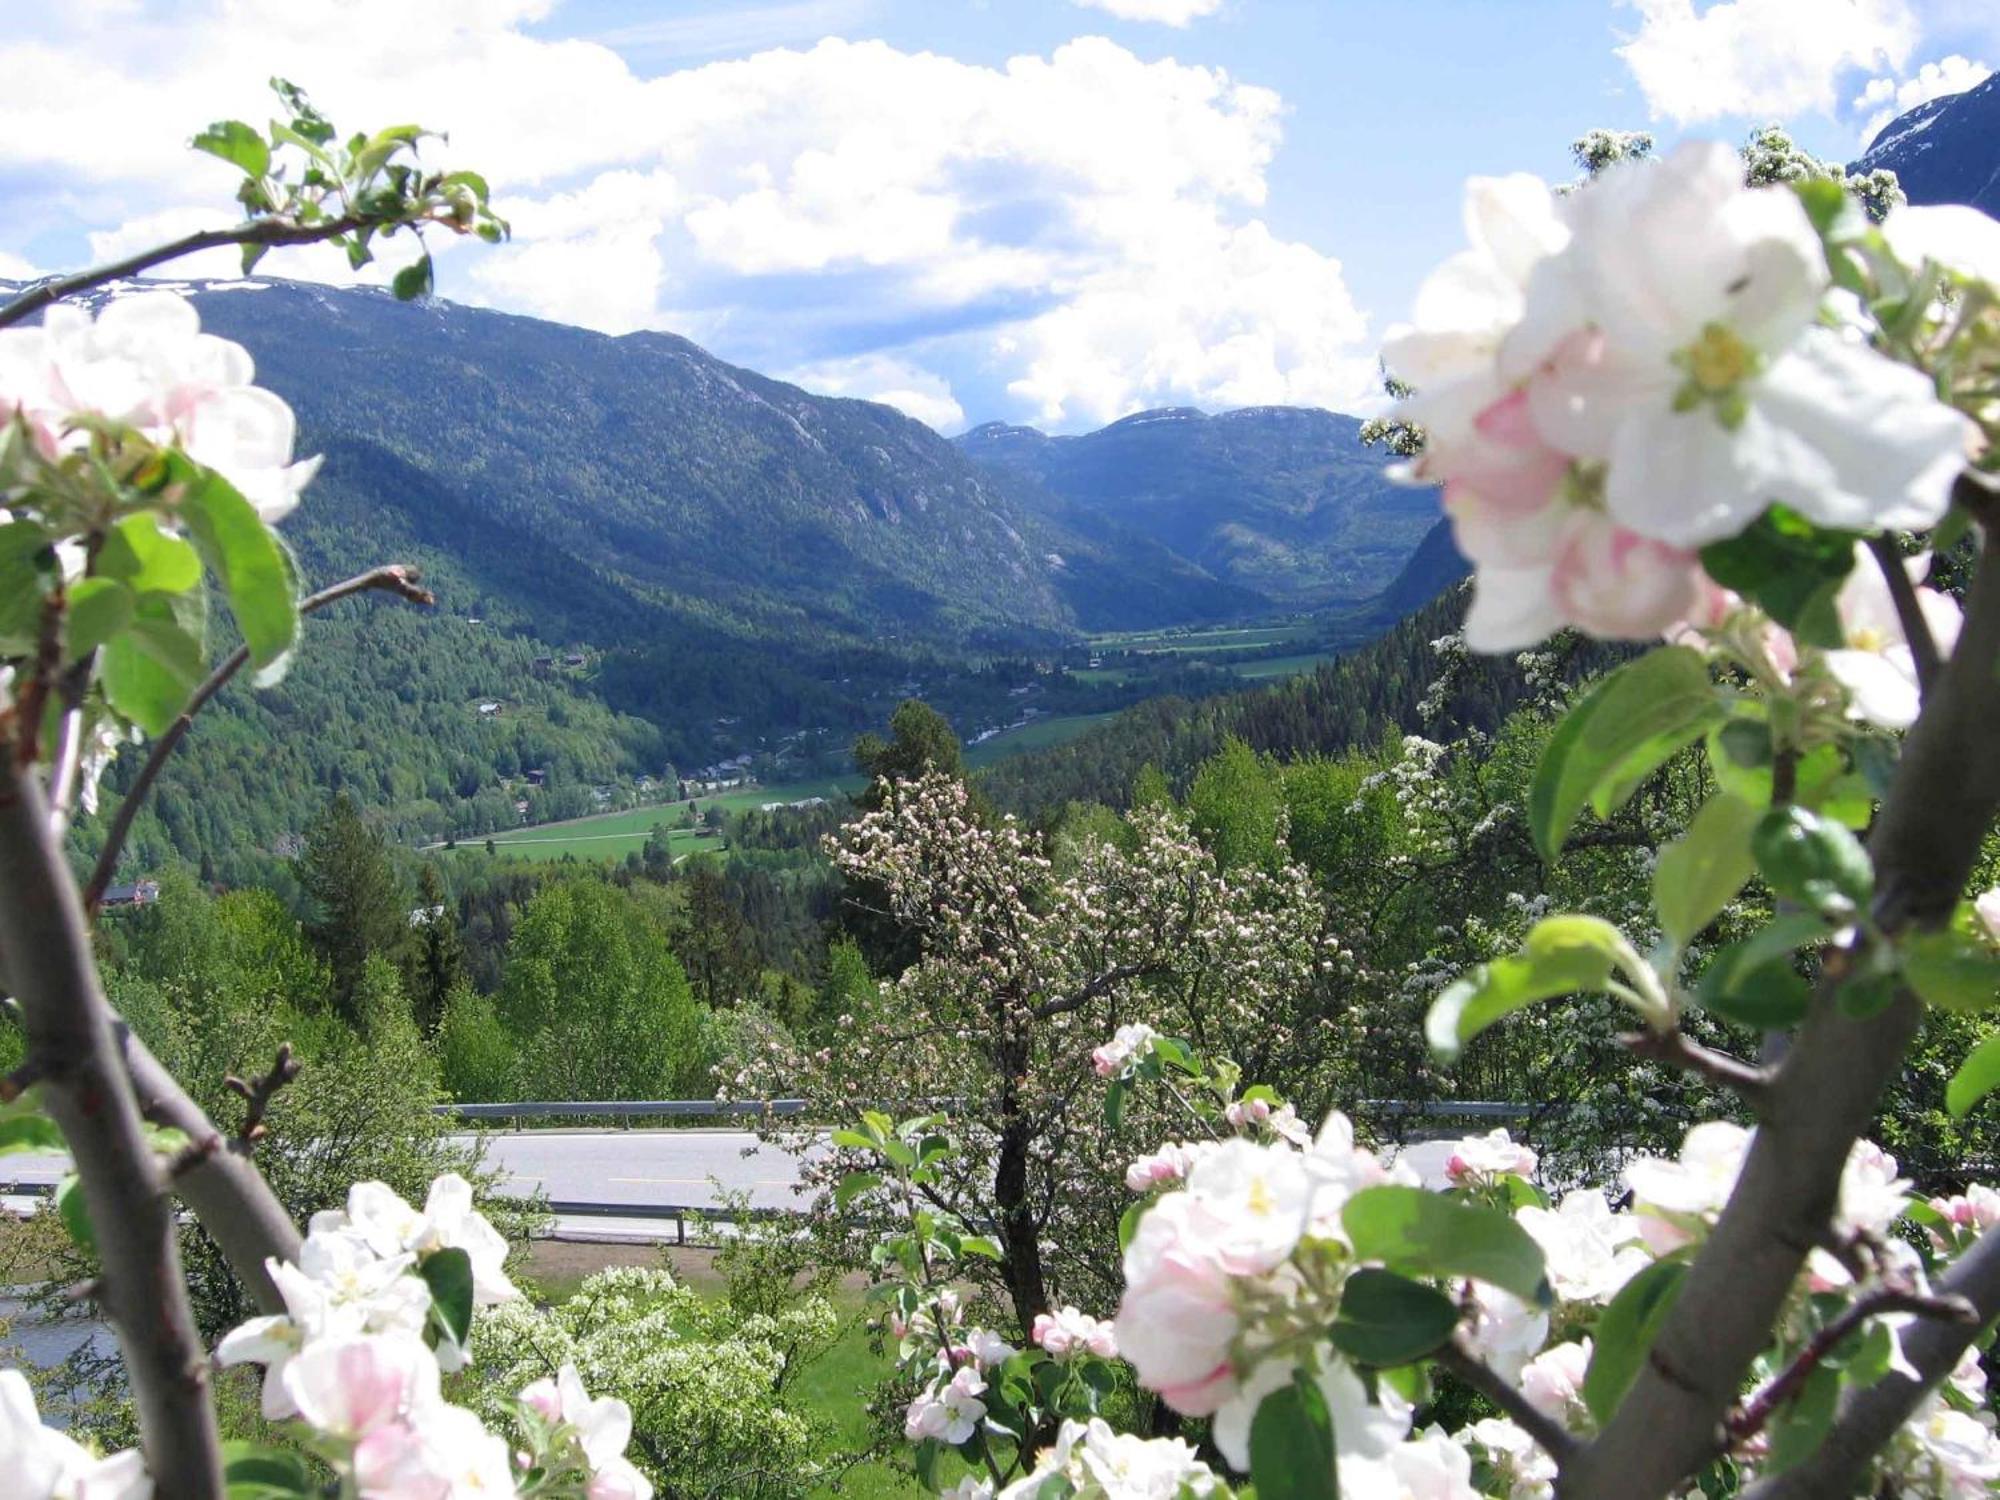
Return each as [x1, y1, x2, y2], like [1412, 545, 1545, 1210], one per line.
[1851, 71, 2000, 216]
[957, 405, 1438, 607]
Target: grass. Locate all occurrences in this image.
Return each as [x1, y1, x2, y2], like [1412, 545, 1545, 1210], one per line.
[1227, 650, 1338, 680]
[962, 712, 1115, 769]
[432, 775, 864, 862]
[1087, 622, 1314, 654]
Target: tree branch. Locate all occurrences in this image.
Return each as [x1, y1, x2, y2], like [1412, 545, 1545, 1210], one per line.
[1435, 1337, 1582, 1466]
[1866, 535, 1941, 696]
[83, 565, 433, 909]
[1621, 1030, 1773, 1113]
[1557, 525, 2000, 1500]
[117, 1024, 302, 1315]
[0, 215, 372, 332]
[1724, 1287, 1975, 1446]
[1740, 1226, 2000, 1499]
[0, 756, 223, 1495]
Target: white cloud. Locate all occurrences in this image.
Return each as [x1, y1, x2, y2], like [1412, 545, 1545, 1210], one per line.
[0, 250, 38, 281]
[782, 352, 967, 430]
[590, 1, 880, 60]
[1853, 53, 1992, 144]
[1617, 0, 1920, 124]
[1072, 0, 1225, 25]
[0, 5, 1374, 430]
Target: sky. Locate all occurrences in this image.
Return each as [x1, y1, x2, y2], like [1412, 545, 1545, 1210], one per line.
[2, 0, 1996, 435]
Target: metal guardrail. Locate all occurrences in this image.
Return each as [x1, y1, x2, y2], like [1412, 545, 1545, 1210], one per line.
[436, 1097, 1536, 1125]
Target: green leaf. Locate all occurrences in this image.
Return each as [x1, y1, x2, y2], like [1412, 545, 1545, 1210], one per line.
[1697, 946, 1812, 1030]
[830, 1128, 877, 1151]
[1751, 806, 1873, 918]
[0, 1111, 63, 1155]
[1700, 508, 1858, 648]
[63, 578, 133, 663]
[1655, 793, 1759, 948]
[1330, 1269, 1462, 1367]
[1104, 1077, 1127, 1129]
[1946, 1032, 2000, 1117]
[1530, 648, 1721, 860]
[223, 1443, 315, 1500]
[179, 465, 297, 674]
[1250, 1370, 1338, 1500]
[54, 1174, 95, 1253]
[834, 1171, 881, 1209]
[192, 120, 271, 177]
[1583, 1260, 1686, 1424]
[1426, 915, 1630, 1061]
[98, 513, 201, 595]
[1763, 1363, 1842, 1476]
[1118, 1200, 1146, 1252]
[1343, 1186, 1551, 1307]
[101, 612, 205, 735]
[1903, 930, 2000, 1014]
[393, 257, 435, 301]
[420, 1245, 474, 1349]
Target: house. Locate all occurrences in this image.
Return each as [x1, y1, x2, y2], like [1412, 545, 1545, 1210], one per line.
[477, 701, 501, 716]
[524, 768, 548, 787]
[409, 904, 446, 928]
[563, 653, 587, 668]
[101, 880, 160, 910]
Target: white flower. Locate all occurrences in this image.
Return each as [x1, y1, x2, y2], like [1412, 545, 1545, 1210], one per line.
[1467, 1417, 1557, 1500]
[965, 1328, 1018, 1369]
[1211, 1355, 1411, 1475]
[1516, 1192, 1651, 1306]
[943, 1479, 995, 1500]
[0, 1369, 151, 1500]
[281, 1333, 441, 1443]
[1000, 1418, 1220, 1499]
[1835, 1138, 1911, 1238]
[1519, 1340, 1591, 1424]
[1461, 1283, 1549, 1386]
[1531, 142, 1969, 548]
[1336, 1426, 1482, 1500]
[904, 1365, 987, 1446]
[1179, 1139, 1313, 1276]
[516, 1365, 650, 1500]
[1625, 1121, 1751, 1251]
[1398, 1129, 1537, 1190]
[1894, 1396, 2000, 1500]
[1883, 204, 2000, 288]
[1304, 1112, 1409, 1237]
[1032, 1307, 1117, 1360]
[1975, 894, 2000, 948]
[317, 1175, 519, 1307]
[356, 1403, 519, 1499]
[0, 292, 320, 521]
[1124, 1142, 1199, 1193]
[1823, 546, 1963, 730]
[1092, 1023, 1159, 1078]
[1113, 1194, 1242, 1415]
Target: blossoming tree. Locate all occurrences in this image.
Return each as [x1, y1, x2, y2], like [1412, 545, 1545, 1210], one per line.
[830, 143, 2000, 1500]
[0, 86, 654, 1498]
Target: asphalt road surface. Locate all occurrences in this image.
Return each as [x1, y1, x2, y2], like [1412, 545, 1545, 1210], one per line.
[1, 1128, 819, 1242]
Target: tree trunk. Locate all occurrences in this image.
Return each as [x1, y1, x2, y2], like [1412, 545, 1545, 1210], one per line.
[992, 1041, 1049, 1335]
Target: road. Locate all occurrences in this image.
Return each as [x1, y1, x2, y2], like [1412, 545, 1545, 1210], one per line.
[1, 1128, 818, 1242]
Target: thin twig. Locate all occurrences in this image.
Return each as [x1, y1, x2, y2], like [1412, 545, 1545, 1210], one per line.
[0, 216, 370, 332]
[223, 1043, 301, 1147]
[1725, 1287, 1975, 1444]
[83, 565, 433, 909]
[1435, 1336, 1582, 1465]
[1622, 1030, 1773, 1113]
[1867, 535, 1941, 695]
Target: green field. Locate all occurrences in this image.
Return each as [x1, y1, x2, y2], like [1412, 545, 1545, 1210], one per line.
[1227, 650, 1338, 680]
[1087, 622, 1315, 655]
[963, 712, 1115, 768]
[433, 775, 863, 862]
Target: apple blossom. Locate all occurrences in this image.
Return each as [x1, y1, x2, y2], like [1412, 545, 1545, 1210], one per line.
[281, 1333, 442, 1444]
[1823, 546, 1964, 730]
[1462, 1283, 1551, 1385]
[0, 291, 320, 521]
[1032, 1306, 1118, 1360]
[1882, 203, 2000, 289]
[964, 1328, 1018, 1369]
[1398, 1128, 1537, 1190]
[1624, 1120, 1752, 1251]
[1976, 892, 2000, 948]
[313, 1174, 519, 1307]
[1091, 1023, 1159, 1078]
[1335, 1427, 1483, 1500]
[0, 1369, 152, 1500]
[514, 1366, 651, 1500]
[1518, 1339, 1592, 1425]
[1124, 1142, 1200, 1193]
[1211, 1357, 1411, 1476]
[999, 1417, 1221, 1499]
[1112, 1193, 1244, 1415]
[1467, 1417, 1557, 1500]
[1177, 1139, 1313, 1276]
[904, 1365, 987, 1446]
[1515, 1191, 1650, 1305]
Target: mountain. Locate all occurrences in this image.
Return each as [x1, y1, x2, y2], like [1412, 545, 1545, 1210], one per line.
[1851, 72, 2000, 216]
[955, 405, 1438, 608]
[162, 279, 1248, 649]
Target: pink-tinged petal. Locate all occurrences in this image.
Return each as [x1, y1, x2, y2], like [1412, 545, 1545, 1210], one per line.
[1463, 562, 1566, 652]
[1549, 517, 1700, 642]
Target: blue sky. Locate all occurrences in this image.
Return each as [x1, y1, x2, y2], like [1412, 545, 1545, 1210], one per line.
[2, 0, 1995, 432]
